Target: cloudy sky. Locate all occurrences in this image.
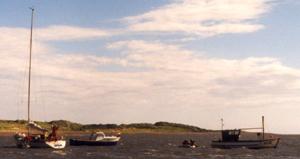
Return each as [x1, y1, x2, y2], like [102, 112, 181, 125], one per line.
[1, 0, 300, 134]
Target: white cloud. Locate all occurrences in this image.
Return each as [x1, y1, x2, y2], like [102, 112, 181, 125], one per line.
[123, 0, 272, 37]
[105, 40, 300, 132]
[1, 25, 300, 133]
[37, 25, 111, 41]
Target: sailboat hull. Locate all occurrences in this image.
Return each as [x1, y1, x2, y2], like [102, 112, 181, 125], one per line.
[14, 133, 66, 149]
[46, 140, 66, 149]
[16, 139, 66, 149]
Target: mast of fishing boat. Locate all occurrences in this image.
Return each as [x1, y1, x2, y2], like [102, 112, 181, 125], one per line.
[262, 116, 265, 140]
[27, 7, 34, 135]
[221, 118, 224, 130]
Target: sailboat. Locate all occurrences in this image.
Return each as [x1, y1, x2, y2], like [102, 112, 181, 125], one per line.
[13, 8, 66, 149]
[211, 116, 280, 149]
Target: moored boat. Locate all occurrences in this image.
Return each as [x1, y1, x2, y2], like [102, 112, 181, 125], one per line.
[70, 131, 121, 146]
[13, 8, 66, 149]
[211, 116, 280, 149]
[14, 124, 66, 149]
[179, 139, 197, 148]
[211, 129, 280, 149]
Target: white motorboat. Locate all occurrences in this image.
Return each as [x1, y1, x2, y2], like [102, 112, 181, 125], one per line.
[70, 131, 121, 146]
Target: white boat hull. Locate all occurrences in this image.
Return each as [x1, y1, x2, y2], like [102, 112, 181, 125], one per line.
[15, 133, 66, 149]
[46, 140, 66, 149]
[16, 139, 66, 149]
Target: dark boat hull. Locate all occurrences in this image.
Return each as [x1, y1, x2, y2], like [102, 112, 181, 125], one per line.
[211, 138, 280, 149]
[69, 139, 118, 146]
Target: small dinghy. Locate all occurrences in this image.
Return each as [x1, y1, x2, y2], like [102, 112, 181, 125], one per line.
[179, 139, 197, 148]
[211, 116, 280, 149]
[69, 131, 121, 146]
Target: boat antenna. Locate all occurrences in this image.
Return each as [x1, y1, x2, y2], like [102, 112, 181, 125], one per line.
[27, 7, 34, 135]
[262, 116, 264, 140]
[221, 118, 224, 130]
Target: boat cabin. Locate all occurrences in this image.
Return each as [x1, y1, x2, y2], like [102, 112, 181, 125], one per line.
[89, 132, 106, 141]
[221, 129, 241, 142]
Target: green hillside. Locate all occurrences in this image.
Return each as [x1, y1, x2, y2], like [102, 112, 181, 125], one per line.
[0, 120, 210, 133]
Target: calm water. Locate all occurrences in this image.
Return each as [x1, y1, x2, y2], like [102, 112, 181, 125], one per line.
[1, 133, 299, 159]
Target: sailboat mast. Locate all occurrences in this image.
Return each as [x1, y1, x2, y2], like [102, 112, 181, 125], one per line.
[262, 116, 265, 140]
[27, 8, 34, 134]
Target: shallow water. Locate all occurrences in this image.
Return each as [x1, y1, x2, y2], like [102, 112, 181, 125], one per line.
[1, 133, 299, 159]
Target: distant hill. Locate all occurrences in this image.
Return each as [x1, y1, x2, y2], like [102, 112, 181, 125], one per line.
[0, 120, 210, 133]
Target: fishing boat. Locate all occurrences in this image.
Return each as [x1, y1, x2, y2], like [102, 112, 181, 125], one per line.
[13, 8, 66, 149]
[69, 131, 121, 146]
[211, 116, 280, 149]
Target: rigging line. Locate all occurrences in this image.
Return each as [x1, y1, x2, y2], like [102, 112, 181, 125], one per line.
[29, 9, 46, 122]
[17, 14, 32, 121]
[18, 52, 29, 120]
[35, 53, 47, 122]
[6, 54, 26, 120]
[39, 64, 47, 122]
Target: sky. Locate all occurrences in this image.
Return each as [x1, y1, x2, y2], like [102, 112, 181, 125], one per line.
[0, 0, 300, 134]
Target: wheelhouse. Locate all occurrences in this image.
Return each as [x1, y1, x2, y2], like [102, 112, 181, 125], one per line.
[221, 129, 241, 142]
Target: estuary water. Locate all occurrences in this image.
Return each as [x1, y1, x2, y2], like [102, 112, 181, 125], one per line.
[0, 133, 299, 159]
